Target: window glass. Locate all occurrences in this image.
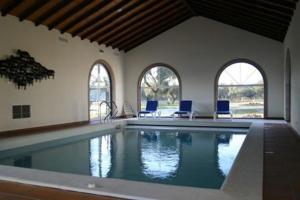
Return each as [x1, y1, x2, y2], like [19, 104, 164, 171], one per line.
[217, 62, 264, 118]
[89, 64, 111, 120]
[140, 66, 180, 117]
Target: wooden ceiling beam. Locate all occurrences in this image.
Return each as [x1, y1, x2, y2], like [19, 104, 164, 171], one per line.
[231, 0, 295, 14]
[122, 14, 191, 52]
[60, 0, 110, 33]
[196, 8, 283, 41]
[76, 0, 140, 38]
[47, 0, 93, 30]
[108, 3, 186, 47]
[190, 0, 292, 23]
[258, 0, 296, 10]
[195, 6, 286, 37]
[73, 0, 134, 37]
[19, 0, 48, 22]
[111, 7, 187, 48]
[119, 13, 191, 51]
[94, 0, 174, 44]
[180, 0, 197, 16]
[195, 3, 288, 33]
[34, 0, 71, 26]
[81, 0, 159, 41]
[1, 0, 24, 16]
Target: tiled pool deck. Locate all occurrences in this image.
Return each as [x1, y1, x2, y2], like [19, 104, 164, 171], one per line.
[263, 123, 300, 200]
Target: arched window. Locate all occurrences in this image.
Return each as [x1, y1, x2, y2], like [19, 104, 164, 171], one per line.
[216, 60, 266, 118]
[138, 64, 181, 117]
[89, 62, 112, 120]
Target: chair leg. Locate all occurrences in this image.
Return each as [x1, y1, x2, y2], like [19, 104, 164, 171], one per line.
[189, 111, 194, 120]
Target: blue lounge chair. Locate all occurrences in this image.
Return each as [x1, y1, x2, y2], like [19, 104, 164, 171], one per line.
[173, 100, 193, 120]
[214, 100, 233, 119]
[138, 100, 158, 118]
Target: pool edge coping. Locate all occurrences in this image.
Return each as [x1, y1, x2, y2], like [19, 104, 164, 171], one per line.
[0, 119, 263, 200]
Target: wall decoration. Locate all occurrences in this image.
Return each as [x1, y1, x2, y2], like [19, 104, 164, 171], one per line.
[0, 49, 55, 89]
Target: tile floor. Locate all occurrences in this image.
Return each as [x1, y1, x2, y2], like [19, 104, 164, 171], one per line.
[263, 123, 300, 200]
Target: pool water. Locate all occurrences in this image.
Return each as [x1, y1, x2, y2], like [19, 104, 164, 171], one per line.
[0, 127, 247, 189]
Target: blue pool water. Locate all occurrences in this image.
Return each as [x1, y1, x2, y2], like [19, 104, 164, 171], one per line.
[0, 127, 247, 189]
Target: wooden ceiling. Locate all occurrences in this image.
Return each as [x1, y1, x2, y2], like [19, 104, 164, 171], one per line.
[0, 0, 298, 52]
[188, 0, 298, 42]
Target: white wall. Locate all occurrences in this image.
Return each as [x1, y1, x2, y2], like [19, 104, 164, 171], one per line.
[0, 15, 124, 131]
[0, 14, 287, 132]
[124, 16, 284, 118]
[284, 3, 300, 135]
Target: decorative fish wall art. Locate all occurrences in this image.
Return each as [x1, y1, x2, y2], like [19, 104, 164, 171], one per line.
[0, 49, 55, 89]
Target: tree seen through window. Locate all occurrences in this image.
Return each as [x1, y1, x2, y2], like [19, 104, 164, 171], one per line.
[140, 66, 180, 117]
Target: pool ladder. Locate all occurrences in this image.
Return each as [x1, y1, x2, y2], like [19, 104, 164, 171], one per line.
[99, 101, 118, 123]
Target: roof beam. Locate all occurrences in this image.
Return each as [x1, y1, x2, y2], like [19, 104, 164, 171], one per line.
[190, 0, 292, 23]
[60, 0, 110, 34]
[230, 0, 294, 16]
[196, 8, 283, 41]
[119, 13, 191, 51]
[195, 3, 288, 32]
[75, 0, 137, 38]
[123, 14, 191, 51]
[34, 0, 71, 26]
[108, 2, 185, 47]
[258, 0, 296, 10]
[80, 0, 158, 40]
[94, 0, 174, 44]
[196, 5, 286, 35]
[111, 8, 187, 48]
[19, 0, 48, 21]
[47, 0, 93, 30]
[1, 0, 24, 16]
[180, 0, 197, 16]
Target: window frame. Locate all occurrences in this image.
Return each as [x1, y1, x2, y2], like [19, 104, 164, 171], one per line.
[137, 63, 182, 114]
[88, 60, 115, 121]
[214, 59, 268, 119]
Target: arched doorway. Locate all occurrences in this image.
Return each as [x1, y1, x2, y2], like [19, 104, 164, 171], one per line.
[88, 61, 113, 120]
[138, 64, 181, 117]
[215, 59, 267, 118]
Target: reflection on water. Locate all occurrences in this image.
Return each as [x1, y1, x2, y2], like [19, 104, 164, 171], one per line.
[14, 155, 32, 168]
[90, 134, 112, 177]
[0, 128, 247, 189]
[176, 132, 192, 145]
[140, 130, 180, 179]
[217, 134, 246, 176]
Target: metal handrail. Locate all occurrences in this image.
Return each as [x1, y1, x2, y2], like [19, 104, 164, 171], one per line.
[104, 101, 118, 120]
[99, 100, 118, 123]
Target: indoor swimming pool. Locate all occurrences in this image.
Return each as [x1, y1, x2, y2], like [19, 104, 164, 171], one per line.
[0, 127, 247, 189]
